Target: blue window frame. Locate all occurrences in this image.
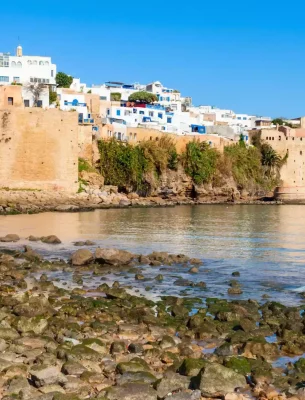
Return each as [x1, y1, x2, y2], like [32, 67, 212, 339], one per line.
[107, 109, 110, 115]
[167, 117, 172, 123]
[243, 117, 247, 120]
[139, 110, 144, 115]
[0, 76, 9, 82]
[167, 97, 170, 101]
[100, 96, 107, 100]
[237, 117, 241, 120]
[116, 110, 121, 116]
[158, 113, 163, 119]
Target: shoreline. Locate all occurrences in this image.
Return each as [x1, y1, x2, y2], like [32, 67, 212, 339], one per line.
[0, 241, 304, 399]
[0, 189, 286, 215]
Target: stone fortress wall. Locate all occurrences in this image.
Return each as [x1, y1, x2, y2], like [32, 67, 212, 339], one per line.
[260, 121, 305, 201]
[0, 108, 79, 192]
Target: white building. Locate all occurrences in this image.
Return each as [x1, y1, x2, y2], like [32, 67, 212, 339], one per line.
[57, 89, 94, 123]
[0, 46, 56, 87]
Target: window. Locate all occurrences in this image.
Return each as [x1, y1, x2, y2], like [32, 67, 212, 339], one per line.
[107, 109, 110, 116]
[116, 110, 121, 116]
[11, 61, 16, 67]
[301, 151, 303, 155]
[45, 61, 49, 66]
[149, 111, 154, 117]
[100, 96, 107, 100]
[158, 113, 163, 119]
[28, 60, 32, 65]
[237, 117, 241, 120]
[24, 100, 30, 107]
[64, 101, 68, 105]
[243, 117, 247, 120]
[51, 70, 54, 77]
[279, 136, 281, 140]
[8, 97, 13, 106]
[13, 77, 20, 83]
[17, 62, 22, 68]
[32, 60, 37, 65]
[37, 100, 43, 108]
[167, 117, 172, 123]
[0, 55, 9, 67]
[167, 97, 170, 101]
[0, 76, 9, 82]
[293, 137, 295, 140]
[139, 110, 144, 115]
[39, 61, 44, 66]
[133, 108, 137, 113]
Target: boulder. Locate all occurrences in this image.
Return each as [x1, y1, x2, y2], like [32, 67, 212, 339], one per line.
[228, 287, 243, 295]
[105, 383, 157, 400]
[28, 235, 41, 241]
[23, 245, 43, 261]
[116, 360, 150, 374]
[198, 363, 246, 397]
[71, 249, 94, 266]
[0, 327, 19, 340]
[0, 234, 20, 242]
[164, 391, 201, 400]
[62, 361, 87, 376]
[155, 371, 190, 398]
[95, 248, 135, 266]
[117, 371, 158, 385]
[17, 316, 48, 334]
[41, 235, 61, 244]
[242, 342, 279, 361]
[30, 365, 67, 387]
[179, 358, 208, 376]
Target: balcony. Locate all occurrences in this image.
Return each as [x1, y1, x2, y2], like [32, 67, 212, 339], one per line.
[64, 101, 87, 107]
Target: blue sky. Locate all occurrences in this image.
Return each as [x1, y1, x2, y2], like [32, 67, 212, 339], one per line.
[1, 0, 304, 117]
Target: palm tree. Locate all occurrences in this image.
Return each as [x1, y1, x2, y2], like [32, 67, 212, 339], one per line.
[261, 143, 287, 178]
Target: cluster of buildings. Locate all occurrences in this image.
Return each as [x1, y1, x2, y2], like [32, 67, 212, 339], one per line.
[1, 45, 305, 201]
[0, 45, 279, 146]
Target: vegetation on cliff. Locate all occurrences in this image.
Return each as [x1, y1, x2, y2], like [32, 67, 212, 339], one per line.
[98, 136, 285, 195]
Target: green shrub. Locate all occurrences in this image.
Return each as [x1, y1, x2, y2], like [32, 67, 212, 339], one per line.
[98, 139, 148, 190]
[49, 91, 57, 104]
[224, 144, 263, 189]
[181, 141, 218, 185]
[78, 158, 96, 173]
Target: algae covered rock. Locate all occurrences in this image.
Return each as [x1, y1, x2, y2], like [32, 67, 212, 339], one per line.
[105, 383, 157, 400]
[117, 371, 158, 385]
[178, 358, 208, 376]
[198, 363, 246, 396]
[224, 357, 251, 375]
